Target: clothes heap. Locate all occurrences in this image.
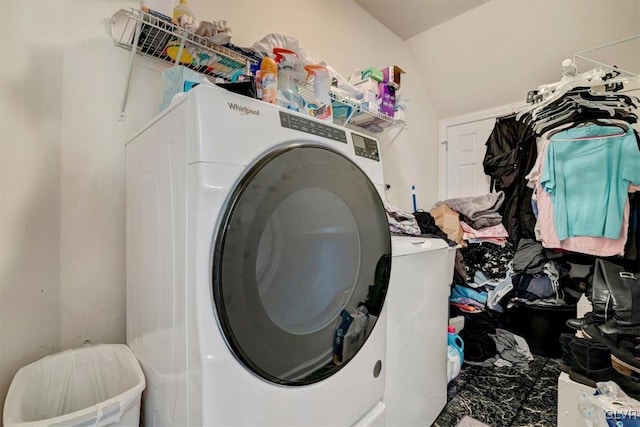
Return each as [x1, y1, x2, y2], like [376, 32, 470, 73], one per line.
[383, 200, 456, 245]
[432, 190, 579, 315]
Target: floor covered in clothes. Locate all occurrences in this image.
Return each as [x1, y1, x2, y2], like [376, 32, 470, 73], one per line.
[433, 356, 562, 427]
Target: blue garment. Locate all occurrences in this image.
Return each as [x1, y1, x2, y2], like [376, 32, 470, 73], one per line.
[541, 126, 640, 240]
[451, 285, 488, 304]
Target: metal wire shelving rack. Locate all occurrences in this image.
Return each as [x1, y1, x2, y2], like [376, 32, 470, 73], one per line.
[112, 7, 406, 138]
[297, 83, 406, 135]
[113, 8, 260, 120]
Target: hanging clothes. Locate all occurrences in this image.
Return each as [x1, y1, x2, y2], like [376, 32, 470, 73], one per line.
[515, 72, 640, 258]
[483, 116, 537, 245]
[540, 126, 640, 240]
[526, 134, 640, 257]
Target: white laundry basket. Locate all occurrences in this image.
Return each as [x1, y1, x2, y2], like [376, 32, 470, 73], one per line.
[3, 344, 145, 427]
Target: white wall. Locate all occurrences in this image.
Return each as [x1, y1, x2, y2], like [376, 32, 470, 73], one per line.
[0, 0, 165, 416]
[0, 0, 438, 414]
[407, 0, 640, 119]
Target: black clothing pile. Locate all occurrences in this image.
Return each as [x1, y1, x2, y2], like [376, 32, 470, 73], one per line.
[413, 210, 455, 245]
[459, 241, 515, 282]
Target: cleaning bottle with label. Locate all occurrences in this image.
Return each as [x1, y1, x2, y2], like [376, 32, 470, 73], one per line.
[172, 0, 196, 22]
[260, 56, 278, 104]
[447, 325, 464, 383]
[447, 346, 462, 383]
[304, 65, 333, 121]
[273, 48, 305, 112]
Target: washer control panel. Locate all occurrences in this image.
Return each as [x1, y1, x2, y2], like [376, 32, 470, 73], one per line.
[352, 134, 380, 162]
[279, 111, 347, 144]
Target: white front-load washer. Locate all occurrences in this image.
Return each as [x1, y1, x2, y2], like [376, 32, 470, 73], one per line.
[125, 84, 392, 426]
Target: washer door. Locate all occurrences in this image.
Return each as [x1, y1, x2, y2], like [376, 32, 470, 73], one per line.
[212, 144, 391, 385]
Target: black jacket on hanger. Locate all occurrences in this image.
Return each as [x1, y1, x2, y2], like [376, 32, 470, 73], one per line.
[483, 115, 537, 245]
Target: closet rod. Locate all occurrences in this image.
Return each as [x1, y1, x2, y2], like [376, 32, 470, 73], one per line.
[573, 33, 640, 80]
[574, 33, 640, 58]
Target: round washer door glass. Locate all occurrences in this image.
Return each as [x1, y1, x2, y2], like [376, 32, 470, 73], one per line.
[213, 145, 391, 385]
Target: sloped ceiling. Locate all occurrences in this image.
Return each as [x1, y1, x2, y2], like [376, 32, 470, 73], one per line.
[405, 0, 640, 118]
[354, 0, 489, 40]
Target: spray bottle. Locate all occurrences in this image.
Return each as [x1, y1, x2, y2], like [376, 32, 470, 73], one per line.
[304, 65, 333, 121]
[273, 48, 305, 112]
[260, 56, 278, 104]
[447, 325, 464, 382]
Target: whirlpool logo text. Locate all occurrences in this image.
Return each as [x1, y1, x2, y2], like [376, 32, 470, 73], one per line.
[227, 102, 260, 116]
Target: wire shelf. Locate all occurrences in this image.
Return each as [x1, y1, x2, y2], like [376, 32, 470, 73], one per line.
[112, 8, 406, 135]
[113, 8, 259, 82]
[297, 82, 406, 134]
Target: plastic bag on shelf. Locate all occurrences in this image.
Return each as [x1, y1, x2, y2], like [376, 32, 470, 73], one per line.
[252, 34, 316, 64]
[195, 20, 232, 45]
[577, 381, 640, 427]
[176, 14, 199, 33]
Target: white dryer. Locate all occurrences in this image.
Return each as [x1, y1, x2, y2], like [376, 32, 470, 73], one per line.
[384, 236, 455, 426]
[126, 84, 392, 426]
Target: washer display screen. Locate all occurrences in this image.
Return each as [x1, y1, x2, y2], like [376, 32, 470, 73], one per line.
[352, 134, 380, 162]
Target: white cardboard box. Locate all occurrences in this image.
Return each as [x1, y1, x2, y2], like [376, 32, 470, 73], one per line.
[557, 372, 594, 427]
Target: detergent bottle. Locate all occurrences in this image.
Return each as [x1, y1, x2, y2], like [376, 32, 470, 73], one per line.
[304, 65, 333, 121]
[260, 56, 278, 104]
[447, 325, 464, 382]
[172, 0, 196, 22]
[447, 346, 462, 383]
[273, 48, 305, 112]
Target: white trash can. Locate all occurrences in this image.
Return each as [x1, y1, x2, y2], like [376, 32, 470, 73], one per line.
[3, 344, 145, 427]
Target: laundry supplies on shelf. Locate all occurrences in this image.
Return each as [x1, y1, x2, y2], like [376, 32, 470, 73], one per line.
[274, 48, 305, 112]
[260, 56, 278, 104]
[112, 8, 258, 78]
[112, 10, 407, 135]
[160, 65, 203, 111]
[304, 65, 332, 121]
[172, 0, 196, 23]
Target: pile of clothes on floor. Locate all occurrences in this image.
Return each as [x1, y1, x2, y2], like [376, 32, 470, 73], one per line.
[383, 194, 590, 368]
[384, 193, 586, 314]
[455, 310, 534, 370]
[432, 192, 583, 315]
[426, 192, 592, 368]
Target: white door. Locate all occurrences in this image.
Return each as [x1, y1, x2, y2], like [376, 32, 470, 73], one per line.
[445, 118, 495, 199]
